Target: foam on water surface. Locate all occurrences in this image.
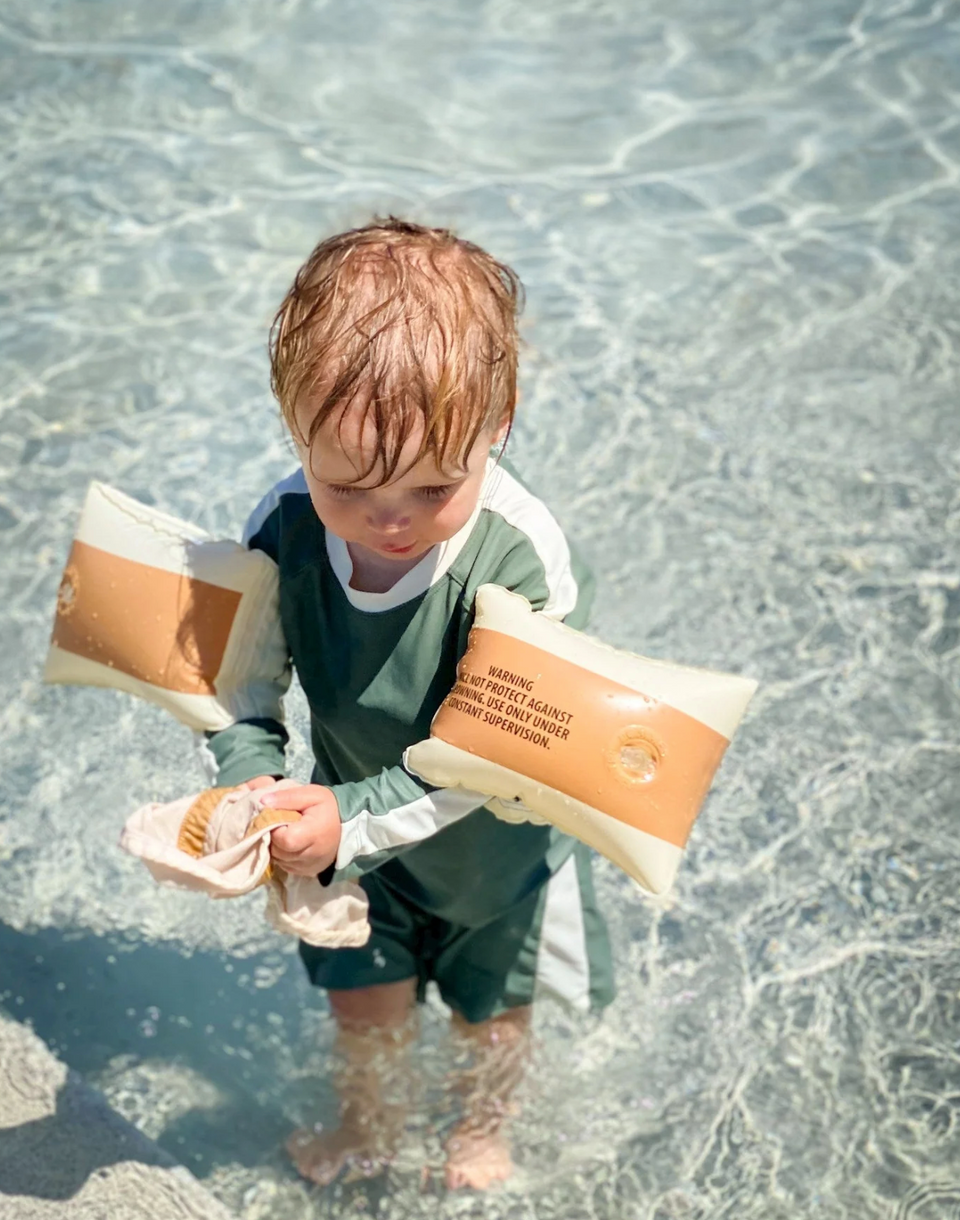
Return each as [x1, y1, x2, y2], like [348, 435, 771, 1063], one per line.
[2, 0, 960, 1215]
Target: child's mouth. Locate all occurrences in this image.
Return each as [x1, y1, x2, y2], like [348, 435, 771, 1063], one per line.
[378, 542, 417, 556]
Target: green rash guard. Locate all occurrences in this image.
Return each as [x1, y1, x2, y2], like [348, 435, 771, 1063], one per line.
[203, 459, 595, 929]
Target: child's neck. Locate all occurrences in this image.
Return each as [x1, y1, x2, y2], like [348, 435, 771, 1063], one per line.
[346, 541, 433, 594]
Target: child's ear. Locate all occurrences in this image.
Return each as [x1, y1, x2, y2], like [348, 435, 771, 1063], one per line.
[491, 416, 511, 448]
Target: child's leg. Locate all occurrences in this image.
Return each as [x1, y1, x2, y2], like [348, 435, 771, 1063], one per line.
[287, 978, 417, 1185]
[444, 1004, 531, 1191]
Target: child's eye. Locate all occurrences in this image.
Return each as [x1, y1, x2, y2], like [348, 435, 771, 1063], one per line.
[326, 484, 361, 498]
[417, 484, 456, 501]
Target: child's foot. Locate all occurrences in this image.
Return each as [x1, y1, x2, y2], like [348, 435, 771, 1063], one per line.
[286, 1126, 394, 1186]
[444, 1125, 513, 1191]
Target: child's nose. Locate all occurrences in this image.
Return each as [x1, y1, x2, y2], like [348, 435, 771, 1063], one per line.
[367, 504, 410, 533]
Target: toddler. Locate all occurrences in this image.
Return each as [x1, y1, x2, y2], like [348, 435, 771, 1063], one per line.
[205, 218, 614, 1190]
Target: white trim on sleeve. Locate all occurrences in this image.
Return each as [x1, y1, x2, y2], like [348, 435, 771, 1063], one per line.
[336, 783, 490, 869]
[480, 465, 579, 620]
[534, 854, 591, 1012]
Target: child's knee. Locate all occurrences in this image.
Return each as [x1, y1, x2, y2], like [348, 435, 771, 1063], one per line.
[452, 1004, 531, 1048]
[327, 978, 417, 1032]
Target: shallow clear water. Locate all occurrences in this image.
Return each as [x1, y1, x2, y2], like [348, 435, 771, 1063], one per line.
[2, 0, 960, 1215]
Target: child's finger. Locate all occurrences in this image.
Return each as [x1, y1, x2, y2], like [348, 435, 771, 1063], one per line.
[261, 785, 325, 810]
[244, 775, 278, 791]
[270, 807, 336, 857]
[270, 821, 314, 854]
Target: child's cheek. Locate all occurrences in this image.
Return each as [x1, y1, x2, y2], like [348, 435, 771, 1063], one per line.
[430, 493, 474, 538]
[308, 490, 351, 536]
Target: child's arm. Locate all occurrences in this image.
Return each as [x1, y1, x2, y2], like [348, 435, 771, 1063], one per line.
[203, 719, 289, 788]
[200, 477, 300, 788]
[256, 771, 490, 879]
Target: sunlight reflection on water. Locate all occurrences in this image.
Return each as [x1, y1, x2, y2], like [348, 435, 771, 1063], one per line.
[2, 0, 960, 1215]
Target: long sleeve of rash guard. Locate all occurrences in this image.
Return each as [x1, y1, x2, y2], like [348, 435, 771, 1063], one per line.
[202, 716, 289, 787]
[329, 765, 490, 878]
[199, 478, 297, 788]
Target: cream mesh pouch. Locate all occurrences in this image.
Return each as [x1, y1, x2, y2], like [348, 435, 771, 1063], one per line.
[406, 584, 758, 896]
[120, 781, 370, 948]
[44, 482, 289, 732]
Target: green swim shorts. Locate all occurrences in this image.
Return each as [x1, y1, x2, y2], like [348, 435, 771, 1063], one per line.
[298, 842, 615, 1025]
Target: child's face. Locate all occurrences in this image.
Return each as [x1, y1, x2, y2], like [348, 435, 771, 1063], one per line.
[294, 401, 502, 566]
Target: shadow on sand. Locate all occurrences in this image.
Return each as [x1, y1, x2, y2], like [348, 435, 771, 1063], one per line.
[0, 1069, 180, 1201]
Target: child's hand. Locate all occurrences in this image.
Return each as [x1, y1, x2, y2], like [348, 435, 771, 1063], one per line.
[244, 775, 280, 792]
[259, 783, 342, 878]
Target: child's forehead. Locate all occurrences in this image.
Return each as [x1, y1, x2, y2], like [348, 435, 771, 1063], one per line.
[301, 402, 471, 487]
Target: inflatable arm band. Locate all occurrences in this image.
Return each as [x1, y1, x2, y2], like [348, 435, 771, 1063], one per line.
[44, 482, 287, 732]
[406, 585, 757, 895]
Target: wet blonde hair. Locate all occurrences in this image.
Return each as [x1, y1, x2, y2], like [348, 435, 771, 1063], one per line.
[269, 217, 523, 483]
